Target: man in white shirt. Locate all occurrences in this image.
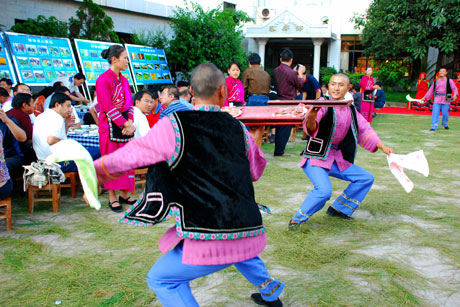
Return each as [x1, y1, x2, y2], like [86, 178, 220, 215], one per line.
[32, 93, 77, 172]
[51, 73, 89, 105]
[44, 86, 81, 128]
[133, 90, 153, 138]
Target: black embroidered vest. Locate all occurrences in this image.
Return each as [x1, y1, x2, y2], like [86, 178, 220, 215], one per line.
[302, 105, 359, 164]
[123, 111, 265, 240]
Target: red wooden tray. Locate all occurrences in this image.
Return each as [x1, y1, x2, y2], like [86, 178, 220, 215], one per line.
[268, 100, 352, 107]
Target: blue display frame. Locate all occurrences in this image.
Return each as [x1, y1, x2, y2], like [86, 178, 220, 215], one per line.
[124, 43, 172, 85]
[74, 39, 133, 86]
[5, 32, 78, 86]
[0, 33, 18, 85]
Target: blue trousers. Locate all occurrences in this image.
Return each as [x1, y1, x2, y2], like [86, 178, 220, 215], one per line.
[274, 125, 292, 155]
[291, 160, 374, 222]
[431, 103, 450, 130]
[146, 243, 285, 307]
[247, 95, 269, 106]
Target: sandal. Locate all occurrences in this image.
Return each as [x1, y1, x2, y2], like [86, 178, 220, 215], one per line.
[108, 200, 123, 213]
[119, 195, 137, 205]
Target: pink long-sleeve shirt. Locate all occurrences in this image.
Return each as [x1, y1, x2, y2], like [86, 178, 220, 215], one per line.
[423, 78, 458, 105]
[94, 106, 268, 265]
[301, 106, 382, 171]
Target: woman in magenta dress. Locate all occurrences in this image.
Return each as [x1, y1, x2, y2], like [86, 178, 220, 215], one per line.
[96, 45, 136, 212]
[359, 67, 375, 122]
[415, 72, 430, 99]
[224, 62, 245, 107]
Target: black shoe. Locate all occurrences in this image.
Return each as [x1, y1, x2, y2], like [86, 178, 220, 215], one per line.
[251, 293, 283, 307]
[119, 195, 137, 205]
[326, 206, 352, 220]
[108, 201, 123, 213]
[430, 128, 436, 131]
[444, 126, 449, 130]
[288, 219, 301, 231]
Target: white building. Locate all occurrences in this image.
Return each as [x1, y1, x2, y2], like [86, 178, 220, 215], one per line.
[2, 0, 371, 80]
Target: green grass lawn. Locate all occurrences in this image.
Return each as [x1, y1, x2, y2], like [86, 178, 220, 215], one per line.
[1, 113, 460, 306]
[385, 91, 411, 103]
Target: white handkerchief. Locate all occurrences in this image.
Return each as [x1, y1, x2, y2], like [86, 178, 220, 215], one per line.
[387, 150, 429, 193]
[45, 139, 101, 209]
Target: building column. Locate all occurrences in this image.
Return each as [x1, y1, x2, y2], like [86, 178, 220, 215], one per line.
[256, 38, 269, 67]
[312, 38, 323, 81]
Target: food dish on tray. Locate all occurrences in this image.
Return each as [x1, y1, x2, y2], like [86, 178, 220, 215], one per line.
[221, 107, 242, 118]
[273, 106, 307, 117]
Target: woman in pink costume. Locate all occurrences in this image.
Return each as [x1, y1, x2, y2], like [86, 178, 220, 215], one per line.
[96, 45, 136, 212]
[224, 62, 245, 107]
[359, 67, 375, 122]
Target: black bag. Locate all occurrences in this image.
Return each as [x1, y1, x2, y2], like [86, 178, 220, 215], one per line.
[107, 110, 133, 143]
[362, 90, 375, 102]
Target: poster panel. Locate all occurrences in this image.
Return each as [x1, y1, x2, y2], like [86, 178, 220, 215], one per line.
[125, 44, 172, 85]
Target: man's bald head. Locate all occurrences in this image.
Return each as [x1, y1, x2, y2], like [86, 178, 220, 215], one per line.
[191, 63, 226, 99]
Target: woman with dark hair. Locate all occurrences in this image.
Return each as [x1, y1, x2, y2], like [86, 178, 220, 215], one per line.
[359, 66, 375, 122]
[224, 61, 245, 107]
[96, 45, 136, 212]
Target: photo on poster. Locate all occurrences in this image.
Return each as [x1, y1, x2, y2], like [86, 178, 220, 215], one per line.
[150, 73, 157, 79]
[163, 73, 171, 80]
[81, 49, 90, 58]
[34, 70, 45, 79]
[145, 54, 152, 61]
[26, 45, 38, 54]
[121, 73, 130, 80]
[147, 64, 155, 70]
[60, 47, 70, 56]
[133, 63, 140, 70]
[41, 58, 52, 67]
[161, 64, 168, 71]
[138, 53, 145, 60]
[158, 55, 165, 62]
[84, 61, 92, 69]
[92, 61, 101, 69]
[45, 71, 57, 80]
[95, 73, 102, 79]
[101, 62, 109, 70]
[0, 57, 6, 65]
[136, 72, 143, 80]
[52, 59, 63, 67]
[0, 46, 3, 52]
[29, 57, 41, 66]
[56, 71, 66, 77]
[21, 70, 34, 80]
[143, 72, 150, 79]
[141, 64, 147, 70]
[49, 47, 59, 55]
[154, 64, 161, 70]
[130, 52, 137, 60]
[13, 43, 25, 53]
[63, 59, 74, 68]
[152, 55, 158, 61]
[0, 71, 11, 79]
[66, 71, 74, 77]
[17, 57, 29, 66]
[38, 46, 49, 55]
[87, 72, 96, 80]
[90, 50, 99, 58]
[157, 74, 164, 79]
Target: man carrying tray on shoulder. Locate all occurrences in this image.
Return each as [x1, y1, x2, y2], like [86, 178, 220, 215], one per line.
[288, 73, 394, 230]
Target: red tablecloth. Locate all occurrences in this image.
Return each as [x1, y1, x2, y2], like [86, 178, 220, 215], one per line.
[235, 106, 303, 126]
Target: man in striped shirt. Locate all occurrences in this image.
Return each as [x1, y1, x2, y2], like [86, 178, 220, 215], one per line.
[159, 85, 193, 119]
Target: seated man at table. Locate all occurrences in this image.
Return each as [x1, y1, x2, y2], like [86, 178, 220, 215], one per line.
[146, 91, 165, 127]
[33, 93, 100, 172]
[51, 73, 89, 105]
[159, 85, 193, 119]
[2, 83, 32, 112]
[7, 93, 37, 164]
[45, 86, 81, 128]
[0, 108, 27, 179]
[133, 90, 153, 138]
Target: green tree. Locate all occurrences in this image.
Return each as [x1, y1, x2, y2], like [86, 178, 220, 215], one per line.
[132, 27, 170, 50]
[352, 0, 460, 68]
[10, 15, 68, 38]
[168, 1, 253, 76]
[69, 0, 119, 42]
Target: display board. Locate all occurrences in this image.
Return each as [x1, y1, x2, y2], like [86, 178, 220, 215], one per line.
[0, 34, 17, 84]
[125, 44, 172, 85]
[74, 39, 133, 86]
[5, 32, 78, 86]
